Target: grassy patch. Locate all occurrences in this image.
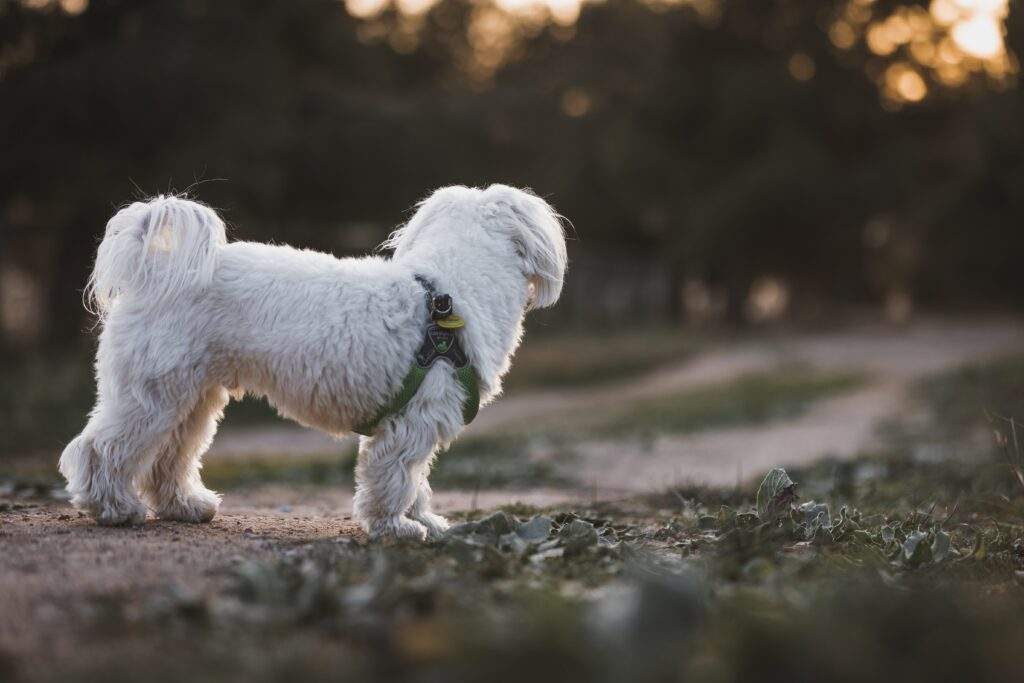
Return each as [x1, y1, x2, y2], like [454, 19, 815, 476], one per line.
[200, 435, 571, 491]
[0, 351, 96, 454]
[201, 450, 358, 490]
[432, 434, 573, 489]
[914, 352, 1024, 441]
[597, 366, 864, 436]
[504, 327, 700, 393]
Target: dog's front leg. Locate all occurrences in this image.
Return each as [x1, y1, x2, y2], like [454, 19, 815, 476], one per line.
[352, 425, 438, 541]
[409, 474, 450, 539]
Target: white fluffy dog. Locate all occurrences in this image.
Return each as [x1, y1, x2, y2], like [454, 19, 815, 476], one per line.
[58, 185, 567, 540]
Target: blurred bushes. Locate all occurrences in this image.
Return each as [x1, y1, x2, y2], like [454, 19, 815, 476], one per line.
[0, 352, 95, 455]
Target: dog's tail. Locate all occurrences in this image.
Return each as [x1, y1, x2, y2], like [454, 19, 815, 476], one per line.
[86, 195, 227, 318]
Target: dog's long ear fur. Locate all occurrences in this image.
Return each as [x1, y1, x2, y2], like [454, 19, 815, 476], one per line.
[482, 185, 567, 310]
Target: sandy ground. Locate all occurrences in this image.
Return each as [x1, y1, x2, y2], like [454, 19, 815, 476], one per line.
[0, 497, 363, 678]
[0, 488, 577, 678]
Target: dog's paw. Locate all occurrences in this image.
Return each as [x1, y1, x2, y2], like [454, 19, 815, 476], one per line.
[413, 511, 450, 539]
[367, 515, 428, 541]
[95, 500, 148, 526]
[155, 489, 221, 523]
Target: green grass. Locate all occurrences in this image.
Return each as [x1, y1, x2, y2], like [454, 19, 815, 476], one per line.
[0, 351, 96, 455]
[596, 366, 865, 436]
[431, 434, 573, 489]
[198, 434, 572, 491]
[914, 352, 1024, 441]
[201, 450, 358, 490]
[503, 327, 700, 393]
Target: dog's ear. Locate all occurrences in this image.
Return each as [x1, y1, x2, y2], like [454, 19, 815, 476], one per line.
[381, 186, 481, 257]
[485, 185, 568, 310]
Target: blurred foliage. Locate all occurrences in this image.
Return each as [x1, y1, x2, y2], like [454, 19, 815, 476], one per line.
[502, 327, 701, 392]
[198, 433, 571, 490]
[867, 351, 1024, 466]
[914, 351, 1024, 439]
[202, 449, 358, 490]
[0, 352, 95, 454]
[0, 348, 296, 454]
[3, 0, 1024, 352]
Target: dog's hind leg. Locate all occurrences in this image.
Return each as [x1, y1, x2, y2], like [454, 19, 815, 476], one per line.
[60, 385, 185, 526]
[142, 386, 229, 523]
[353, 424, 440, 541]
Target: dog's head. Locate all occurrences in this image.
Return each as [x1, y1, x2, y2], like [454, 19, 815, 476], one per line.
[384, 185, 568, 310]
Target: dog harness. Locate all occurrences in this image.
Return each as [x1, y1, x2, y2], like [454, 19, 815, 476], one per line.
[352, 276, 480, 436]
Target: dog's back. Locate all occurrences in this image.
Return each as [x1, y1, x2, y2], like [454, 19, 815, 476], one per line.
[208, 240, 426, 432]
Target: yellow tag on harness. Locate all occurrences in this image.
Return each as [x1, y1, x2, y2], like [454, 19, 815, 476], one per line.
[436, 315, 465, 329]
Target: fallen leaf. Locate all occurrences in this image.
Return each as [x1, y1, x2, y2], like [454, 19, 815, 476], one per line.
[756, 468, 797, 521]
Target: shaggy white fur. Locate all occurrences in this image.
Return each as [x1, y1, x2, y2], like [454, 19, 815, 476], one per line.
[58, 185, 568, 539]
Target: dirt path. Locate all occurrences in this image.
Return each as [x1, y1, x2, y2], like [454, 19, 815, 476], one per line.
[573, 381, 905, 493]
[0, 498, 362, 678]
[562, 318, 1024, 493]
[0, 489, 579, 678]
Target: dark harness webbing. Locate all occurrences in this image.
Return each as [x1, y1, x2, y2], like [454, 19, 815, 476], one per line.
[352, 276, 480, 436]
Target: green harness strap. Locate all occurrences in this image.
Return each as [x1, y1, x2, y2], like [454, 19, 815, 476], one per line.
[352, 277, 480, 437]
[352, 362, 479, 437]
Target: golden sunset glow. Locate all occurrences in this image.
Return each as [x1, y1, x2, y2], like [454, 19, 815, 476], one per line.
[337, 0, 1017, 100]
[830, 21, 858, 50]
[826, 0, 1014, 106]
[561, 87, 592, 117]
[341, 0, 722, 79]
[19, 0, 88, 10]
[788, 53, 816, 82]
[885, 62, 928, 103]
[951, 14, 1003, 58]
[21, 0, 1014, 103]
[345, 0, 388, 19]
